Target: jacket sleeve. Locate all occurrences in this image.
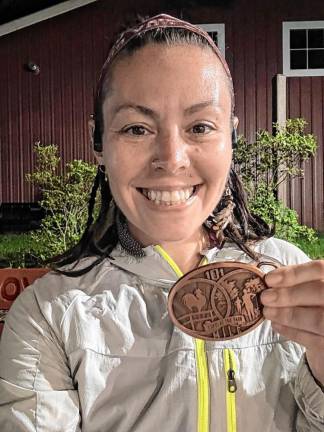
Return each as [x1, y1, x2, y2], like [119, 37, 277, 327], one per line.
[294, 354, 324, 431]
[0, 285, 81, 432]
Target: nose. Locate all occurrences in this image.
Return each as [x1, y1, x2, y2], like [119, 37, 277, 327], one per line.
[152, 131, 190, 174]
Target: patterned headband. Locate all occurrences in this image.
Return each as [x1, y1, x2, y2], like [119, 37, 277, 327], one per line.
[98, 13, 232, 85]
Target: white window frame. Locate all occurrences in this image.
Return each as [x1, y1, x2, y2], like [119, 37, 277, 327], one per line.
[283, 21, 324, 77]
[197, 23, 225, 56]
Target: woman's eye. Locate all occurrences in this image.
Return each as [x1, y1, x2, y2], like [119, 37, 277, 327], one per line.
[191, 124, 213, 134]
[122, 126, 148, 136]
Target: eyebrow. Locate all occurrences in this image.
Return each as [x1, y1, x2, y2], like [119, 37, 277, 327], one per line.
[111, 99, 219, 119]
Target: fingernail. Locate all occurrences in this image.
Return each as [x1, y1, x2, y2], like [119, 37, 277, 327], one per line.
[265, 271, 282, 286]
[261, 289, 278, 304]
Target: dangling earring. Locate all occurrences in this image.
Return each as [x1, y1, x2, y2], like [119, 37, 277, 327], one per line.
[98, 165, 108, 182]
[204, 184, 235, 248]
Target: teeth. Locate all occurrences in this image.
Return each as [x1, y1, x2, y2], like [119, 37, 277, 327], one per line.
[161, 191, 171, 202]
[141, 187, 196, 205]
[171, 191, 181, 201]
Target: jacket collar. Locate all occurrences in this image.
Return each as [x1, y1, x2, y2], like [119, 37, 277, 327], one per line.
[109, 244, 180, 286]
[108, 241, 259, 286]
[108, 243, 240, 286]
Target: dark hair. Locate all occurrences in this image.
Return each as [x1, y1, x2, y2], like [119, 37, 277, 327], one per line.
[49, 20, 273, 277]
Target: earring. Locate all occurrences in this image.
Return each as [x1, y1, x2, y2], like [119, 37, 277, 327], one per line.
[98, 165, 108, 182]
[232, 128, 238, 148]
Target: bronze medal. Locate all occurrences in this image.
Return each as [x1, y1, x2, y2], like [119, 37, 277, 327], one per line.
[168, 261, 271, 341]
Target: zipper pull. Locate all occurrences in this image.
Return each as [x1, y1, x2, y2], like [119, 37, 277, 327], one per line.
[227, 369, 237, 393]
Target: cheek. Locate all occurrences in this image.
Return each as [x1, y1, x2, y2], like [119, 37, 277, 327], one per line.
[102, 144, 145, 205]
[197, 142, 232, 181]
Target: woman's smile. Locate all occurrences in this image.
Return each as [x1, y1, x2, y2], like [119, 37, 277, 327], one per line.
[137, 184, 202, 208]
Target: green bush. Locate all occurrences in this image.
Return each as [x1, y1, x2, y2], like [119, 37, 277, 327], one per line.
[25, 143, 98, 262]
[250, 182, 318, 245]
[233, 118, 318, 245]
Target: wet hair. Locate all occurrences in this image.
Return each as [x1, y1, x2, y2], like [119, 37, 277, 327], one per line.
[49, 17, 273, 276]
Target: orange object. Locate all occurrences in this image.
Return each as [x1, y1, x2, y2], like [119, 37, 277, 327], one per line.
[0, 268, 49, 336]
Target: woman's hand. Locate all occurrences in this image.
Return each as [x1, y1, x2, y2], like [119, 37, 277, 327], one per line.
[261, 260, 324, 386]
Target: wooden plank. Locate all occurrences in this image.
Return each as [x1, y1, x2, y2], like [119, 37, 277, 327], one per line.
[276, 75, 287, 204]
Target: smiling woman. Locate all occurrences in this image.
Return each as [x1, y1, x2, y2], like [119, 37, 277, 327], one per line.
[50, 19, 271, 274]
[0, 13, 324, 432]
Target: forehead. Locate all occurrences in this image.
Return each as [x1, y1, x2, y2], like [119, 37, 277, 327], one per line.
[104, 44, 231, 111]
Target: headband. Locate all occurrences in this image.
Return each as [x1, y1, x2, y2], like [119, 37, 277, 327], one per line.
[100, 13, 232, 79]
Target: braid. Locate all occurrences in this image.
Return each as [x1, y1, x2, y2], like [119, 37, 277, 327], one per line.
[206, 168, 273, 261]
[85, 166, 102, 229]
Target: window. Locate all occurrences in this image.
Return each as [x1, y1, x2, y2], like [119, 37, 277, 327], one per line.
[197, 23, 225, 56]
[283, 21, 324, 76]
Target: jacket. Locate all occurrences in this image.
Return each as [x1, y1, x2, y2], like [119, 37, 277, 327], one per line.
[0, 237, 323, 432]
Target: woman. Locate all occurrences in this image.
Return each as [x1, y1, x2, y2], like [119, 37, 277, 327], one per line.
[0, 14, 323, 432]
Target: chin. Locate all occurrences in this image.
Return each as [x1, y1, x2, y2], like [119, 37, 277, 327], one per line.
[137, 220, 203, 245]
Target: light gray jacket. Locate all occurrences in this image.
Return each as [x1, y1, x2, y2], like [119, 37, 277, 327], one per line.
[0, 237, 323, 431]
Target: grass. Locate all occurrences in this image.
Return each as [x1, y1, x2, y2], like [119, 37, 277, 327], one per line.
[0, 231, 323, 268]
[0, 233, 44, 268]
[294, 234, 324, 260]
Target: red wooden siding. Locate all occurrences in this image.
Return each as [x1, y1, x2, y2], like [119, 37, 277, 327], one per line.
[287, 77, 324, 230]
[0, 0, 323, 231]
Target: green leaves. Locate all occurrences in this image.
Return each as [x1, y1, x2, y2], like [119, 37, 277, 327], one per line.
[233, 118, 317, 191]
[25, 143, 98, 262]
[233, 118, 319, 246]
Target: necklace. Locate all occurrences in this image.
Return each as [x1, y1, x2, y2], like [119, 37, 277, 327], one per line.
[115, 210, 145, 258]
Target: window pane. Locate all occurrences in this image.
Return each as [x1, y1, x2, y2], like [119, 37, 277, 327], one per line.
[290, 29, 306, 49]
[208, 31, 218, 45]
[290, 49, 307, 69]
[308, 29, 324, 48]
[308, 49, 324, 68]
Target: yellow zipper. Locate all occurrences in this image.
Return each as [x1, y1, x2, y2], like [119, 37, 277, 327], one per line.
[154, 245, 210, 432]
[223, 348, 237, 432]
[194, 338, 210, 432]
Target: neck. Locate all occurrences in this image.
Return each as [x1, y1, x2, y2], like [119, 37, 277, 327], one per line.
[128, 222, 210, 274]
[158, 234, 207, 274]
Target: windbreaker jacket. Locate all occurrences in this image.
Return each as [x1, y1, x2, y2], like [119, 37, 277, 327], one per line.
[0, 237, 323, 432]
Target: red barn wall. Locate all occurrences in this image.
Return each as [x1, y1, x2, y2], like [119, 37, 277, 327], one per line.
[0, 0, 323, 231]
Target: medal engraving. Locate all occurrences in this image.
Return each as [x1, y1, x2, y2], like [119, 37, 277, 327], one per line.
[168, 262, 269, 341]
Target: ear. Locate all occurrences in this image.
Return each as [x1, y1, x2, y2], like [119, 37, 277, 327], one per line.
[89, 119, 104, 165]
[233, 116, 239, 129]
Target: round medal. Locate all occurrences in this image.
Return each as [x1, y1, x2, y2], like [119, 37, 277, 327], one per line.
[168, 261, 270, 341]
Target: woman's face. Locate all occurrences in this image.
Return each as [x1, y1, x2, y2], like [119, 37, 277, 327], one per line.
[98, 43, 233, 246]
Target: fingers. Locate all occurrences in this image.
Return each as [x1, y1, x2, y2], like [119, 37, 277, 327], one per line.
[270, 322, 324, 352]
[263, 306, 324, 337]
[265, 260, 324, 287]
[261, 260, 324, 363]
[261, 280, 324, 307]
